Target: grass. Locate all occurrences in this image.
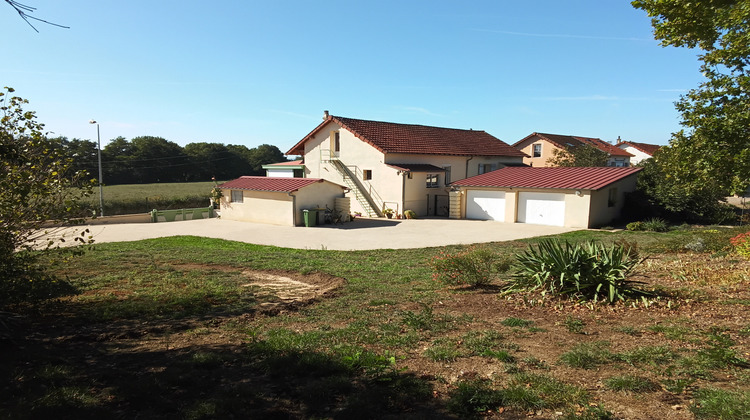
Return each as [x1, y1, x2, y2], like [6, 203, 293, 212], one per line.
[3, 225, 750, 418]
[84, 181, 220, 215]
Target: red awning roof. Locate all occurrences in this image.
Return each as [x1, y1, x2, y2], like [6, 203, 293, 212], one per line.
[452, 167, 642, 191]
[217, 176, 342, 193]
[386, 163, 447, 172]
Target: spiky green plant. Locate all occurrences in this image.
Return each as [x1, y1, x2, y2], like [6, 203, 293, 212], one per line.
[509, 240, 646, 303]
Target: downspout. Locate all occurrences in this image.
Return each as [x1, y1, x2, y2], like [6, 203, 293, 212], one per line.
[288, 192, 297, 226]
[401, 171, 407, 215]
[465, 156, 474, 178]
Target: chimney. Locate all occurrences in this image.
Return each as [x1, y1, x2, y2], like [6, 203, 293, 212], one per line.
[323, 110, 329, 120]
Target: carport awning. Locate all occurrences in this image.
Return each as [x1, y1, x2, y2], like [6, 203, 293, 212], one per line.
[387, 163, 446, 173]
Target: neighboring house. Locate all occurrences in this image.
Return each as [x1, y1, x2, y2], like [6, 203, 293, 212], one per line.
[615, 140, 662, 165]
[218, 176, 346, 226]
[450, 167, 641, 228]
[262, 160, 305, 178]
[286, 112, 527, 217]
[513, 132, 634, 167]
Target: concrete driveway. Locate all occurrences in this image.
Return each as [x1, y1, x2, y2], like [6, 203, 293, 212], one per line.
[54, 217, 579, 250]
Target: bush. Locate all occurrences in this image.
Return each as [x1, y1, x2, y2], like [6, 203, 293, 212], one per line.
[403, 209, 417, 219]
[642, 218, 669, 232]
[626, 221, 645, 231]
[509, 240, 645, 303]
[429, 247, 511, 287]
[731, 232, 750, 260]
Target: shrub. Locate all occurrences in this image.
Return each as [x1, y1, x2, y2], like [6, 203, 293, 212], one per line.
[731, 232, 750, 260]
[403, 209, 417, 219]
[509, 240, 645, 303]
[430, 247, 510, 287]
[626, 221, 645, 231]
[642, 217, 669, 232]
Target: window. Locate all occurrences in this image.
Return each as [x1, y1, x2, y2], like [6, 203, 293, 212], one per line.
[426, 174, 439, 188]
[532, 143, 542, 158]
[608, 188, 618, 207]
[363, 169, 372, 180]
[231, 190, 244, 203]
[478, 163, 497, 175]
[443, 166, 451, 185]
[334, 132, 340, 153]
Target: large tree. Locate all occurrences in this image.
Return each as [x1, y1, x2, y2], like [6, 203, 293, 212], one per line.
[547, 144, 610, 167]
[0, 87, 93, 305]
[632, 0, 750, 196]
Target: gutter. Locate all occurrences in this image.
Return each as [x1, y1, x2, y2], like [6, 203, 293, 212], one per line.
[465, 156, 474, 178]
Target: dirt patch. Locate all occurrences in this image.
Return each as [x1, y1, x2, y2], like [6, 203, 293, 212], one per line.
[241, 270, 343, 303]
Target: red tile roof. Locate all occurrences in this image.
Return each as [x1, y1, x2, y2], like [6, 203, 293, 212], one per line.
[616, 141, 662, 156]
[217, 176, 343, 193]
[452, 167, 642, 191]
[515, 133, 633, 157]
[287, 115, 527, 158]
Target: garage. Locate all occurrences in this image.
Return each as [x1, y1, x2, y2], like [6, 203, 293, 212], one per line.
[518, 192, 565, 226]
[451, 167, 643, 228]
[466, 190, 505, 221]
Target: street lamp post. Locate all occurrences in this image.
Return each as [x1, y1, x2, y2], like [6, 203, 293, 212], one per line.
[89, 120, 104, 217]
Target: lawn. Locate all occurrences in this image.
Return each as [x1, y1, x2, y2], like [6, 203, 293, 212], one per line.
[83, 181, 222, 215]
[2, 226, 749, 419]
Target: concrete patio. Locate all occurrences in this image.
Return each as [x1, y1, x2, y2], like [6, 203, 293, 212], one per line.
[51, 217, 579, 251]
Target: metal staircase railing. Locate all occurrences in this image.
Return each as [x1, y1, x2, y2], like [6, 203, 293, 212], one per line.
[330, 160, 382, 217]
[321, 148, 382, 217]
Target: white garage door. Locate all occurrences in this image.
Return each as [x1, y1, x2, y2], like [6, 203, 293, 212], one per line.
[466, 190, 505, 221]
[518, 192, 566, 226]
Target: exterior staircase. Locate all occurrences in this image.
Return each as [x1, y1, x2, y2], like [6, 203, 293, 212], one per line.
[321, 149, 381, 217]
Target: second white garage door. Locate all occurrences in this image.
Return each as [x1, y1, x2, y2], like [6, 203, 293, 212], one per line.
[518, 192, 566, 226]
[466, 190, 505, 221]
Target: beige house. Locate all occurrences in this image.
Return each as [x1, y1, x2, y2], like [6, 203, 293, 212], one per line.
[451, 167, 641, 228]
[287, 113, 527, 217]
[514, 132, 634, 167]
[218, 176, 346, 226]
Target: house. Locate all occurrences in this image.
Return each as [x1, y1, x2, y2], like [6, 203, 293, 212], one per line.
[450, 166, 641, 228]
[262, 160, 305, 178]
[513, 132, 634, 167]
[286, 112, 527, 217]
[615, 140, 661, 165]
[217, 176, 347, 226]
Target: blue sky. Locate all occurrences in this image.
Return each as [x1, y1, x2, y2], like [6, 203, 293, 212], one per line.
[2, 1, 703, 153]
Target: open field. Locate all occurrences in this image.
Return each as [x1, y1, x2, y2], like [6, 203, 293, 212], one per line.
[83, 181, 221, 215]
[2, 227, 749, 419]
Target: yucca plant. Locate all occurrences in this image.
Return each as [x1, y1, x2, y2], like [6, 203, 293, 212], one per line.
[509, 239, 646, 303]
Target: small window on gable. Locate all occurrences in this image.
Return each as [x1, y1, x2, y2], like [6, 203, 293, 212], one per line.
[231, 190, 244, 203]
[533, 143, 542, 158]
[426, 174, 439, 188]
[334, 132, 340, 152]
[363, 169, 372, 180]
[608, 188, 618, 207]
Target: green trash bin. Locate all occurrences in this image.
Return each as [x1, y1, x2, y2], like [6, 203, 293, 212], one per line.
[303, 209, 317, 227]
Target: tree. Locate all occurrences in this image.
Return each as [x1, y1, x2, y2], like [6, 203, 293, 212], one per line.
[3, 0, 69, 32]
[246, 144, 287, 174]
[0, 87, 93, 305]
[547, 144, 610, 167]
[632, 0, 750, 196]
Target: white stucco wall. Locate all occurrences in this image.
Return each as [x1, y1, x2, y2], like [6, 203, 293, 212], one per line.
[292, 182, 347, 226]
[588, 175, 638, 227]
[618, 145, 651, 165]
[220, 190, 294, 226]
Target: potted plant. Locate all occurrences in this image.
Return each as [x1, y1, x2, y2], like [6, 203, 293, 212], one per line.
[404, 209, 417, 219]
[383, 208, 394, 219]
